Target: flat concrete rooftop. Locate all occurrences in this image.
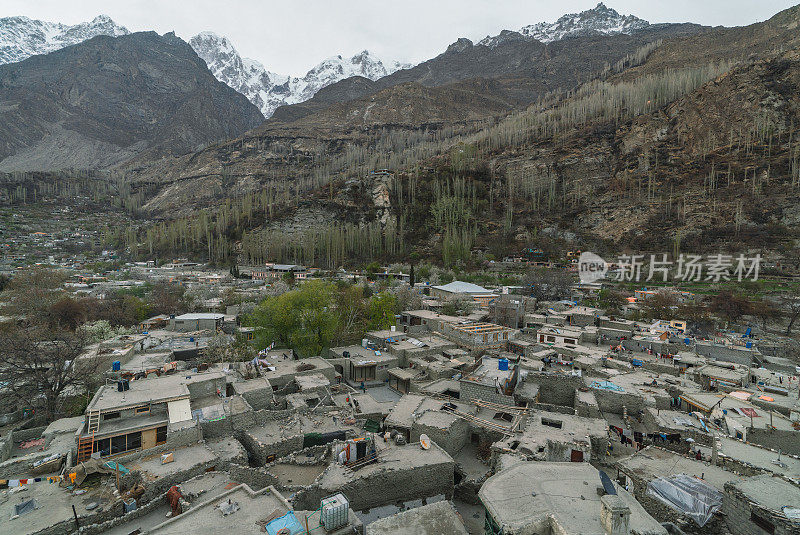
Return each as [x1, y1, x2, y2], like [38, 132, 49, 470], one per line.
[480, 462, 667, 535]
[316, 441, 454, 493]
[618, 446, 740, 491]
[730, 474, 800, 513]
[148, 484, 289, 534]
[87, 371, 225, 412]
[128, 444, 218, 479]
[366, 500, 469, 535]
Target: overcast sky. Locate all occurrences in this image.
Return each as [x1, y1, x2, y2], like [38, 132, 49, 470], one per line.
[3, 1, 797, 75]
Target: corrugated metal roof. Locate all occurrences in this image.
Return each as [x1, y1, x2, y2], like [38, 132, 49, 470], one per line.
[174, 313, 224, 320]
[432, 280, 492, 294]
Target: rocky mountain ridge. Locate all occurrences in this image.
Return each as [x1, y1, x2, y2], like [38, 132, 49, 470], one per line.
[0, 14, 129, 64]
[478, 3, 650, 48]
[189, 32, 411, 117]
[0, 31, 264, 172]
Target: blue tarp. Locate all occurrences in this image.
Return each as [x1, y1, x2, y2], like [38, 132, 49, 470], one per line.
[266, 511, 304, 535]
[590, 380, 625, 392]
[631, 359, 643, 367]
[103, 461, 129, 475]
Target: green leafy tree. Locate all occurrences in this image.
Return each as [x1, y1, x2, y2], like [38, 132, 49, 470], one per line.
[368, 292, 398, 330]
[365, 261, 382, 281]
[247, 280, 339, 357]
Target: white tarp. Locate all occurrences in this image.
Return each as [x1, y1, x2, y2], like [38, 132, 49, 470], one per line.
[167, 398, 192, 424]
[647, 474, 722, 526]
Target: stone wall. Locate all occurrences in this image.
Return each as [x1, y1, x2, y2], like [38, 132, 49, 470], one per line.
[236, 429, 305, 466]
[745, 427, 800, 456]
[0, 431, 12, 463]
[695, 343, 755, 366]
[525, 373, 582, 408]
[723, 482, 797, 535]
[592, 389, 646, 416]
[293, 448, 455, 512]
[410, 417, 469, 456]
[460, 381, 515, 406]
[575, 391, 602, 418]
[228, 463, 279, 490]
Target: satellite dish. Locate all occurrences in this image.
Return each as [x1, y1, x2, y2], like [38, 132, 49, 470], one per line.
[419, 434, 431, 450]
[599, 470, 617, 495]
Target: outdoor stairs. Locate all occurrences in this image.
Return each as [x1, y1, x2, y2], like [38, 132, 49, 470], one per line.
[76, 434, 94, 463]
[77, 410, 101, 463]
[87, 410, 101, 433]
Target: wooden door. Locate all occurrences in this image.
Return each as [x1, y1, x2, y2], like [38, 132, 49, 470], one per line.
[142, 428, 157, 450]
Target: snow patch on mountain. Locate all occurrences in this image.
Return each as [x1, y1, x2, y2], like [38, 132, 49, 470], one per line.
[478, 2, 649, 48]
[0, 14, 129, 65]
[190, 31, 411, 117]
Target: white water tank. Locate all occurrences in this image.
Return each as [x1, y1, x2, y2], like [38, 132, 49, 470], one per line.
[320, 493, 349, 530]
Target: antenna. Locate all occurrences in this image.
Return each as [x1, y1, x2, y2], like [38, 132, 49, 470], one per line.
[599, 470, 617, 495]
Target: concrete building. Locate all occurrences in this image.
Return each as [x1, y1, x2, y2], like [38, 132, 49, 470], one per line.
[492, 410, 609, 463]
[168, 313, 224, 332]
[430, 280, 495, 301]
[329, 345, 399, 386]
[438, 321, 517, 350]
[366, 500, 469, 535]
[480, 462, 668, 535]
[147, 483, 361, 534]
[460, 357, 518, 406]
[723, 475, 800, 535]
[78, 371, 225, 461]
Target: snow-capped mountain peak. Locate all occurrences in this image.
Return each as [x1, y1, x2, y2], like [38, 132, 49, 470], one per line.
[478, 2, 649, 48]
[190, 33, 411, 117]
[0, 14, 129, 65]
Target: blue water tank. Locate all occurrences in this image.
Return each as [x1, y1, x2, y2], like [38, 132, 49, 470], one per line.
[498, 358, 509, 371]
[112, 361, 121, 371]
[745, 341, 752, 348]
[189, 337, 194, 342]
[684, 338, 691, 345]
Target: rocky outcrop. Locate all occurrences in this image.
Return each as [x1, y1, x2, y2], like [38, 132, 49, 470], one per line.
[0, 31, 264, 171]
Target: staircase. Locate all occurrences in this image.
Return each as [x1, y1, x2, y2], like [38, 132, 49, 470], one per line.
[77, 410, 101, 462]
[76, 434, 94, 463]
[87, 410, 101, 434]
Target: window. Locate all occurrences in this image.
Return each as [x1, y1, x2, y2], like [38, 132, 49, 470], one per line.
[96, 438, 111, 456]
[103, 412, 120, 420]
[134, 406, 150, 415]
[111, 435, 126, 454]
[127, 431, 142, 450]
[750, 512, 775, 534]
[156, 426, 167, 445]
